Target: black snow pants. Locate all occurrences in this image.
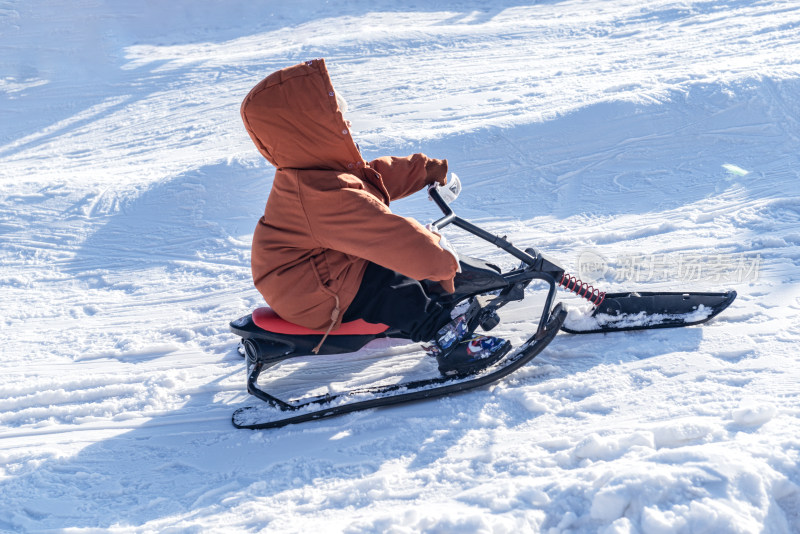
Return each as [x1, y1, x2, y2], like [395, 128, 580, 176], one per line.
[342, 262, 454, 342]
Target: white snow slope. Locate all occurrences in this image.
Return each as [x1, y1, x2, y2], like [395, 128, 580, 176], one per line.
[2, 1, 800, 532]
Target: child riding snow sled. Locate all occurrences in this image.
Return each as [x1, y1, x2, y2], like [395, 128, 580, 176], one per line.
[240, 58, 509, 375]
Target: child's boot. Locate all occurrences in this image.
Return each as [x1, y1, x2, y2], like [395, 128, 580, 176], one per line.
[426, 311, 510, 376]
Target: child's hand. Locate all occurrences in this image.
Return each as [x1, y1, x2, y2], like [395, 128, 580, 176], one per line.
[425, 224, 461, 274]
[424, 157, 448, 186]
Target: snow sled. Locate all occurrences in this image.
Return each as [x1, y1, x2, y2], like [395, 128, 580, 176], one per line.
[230, 176, 736, 429]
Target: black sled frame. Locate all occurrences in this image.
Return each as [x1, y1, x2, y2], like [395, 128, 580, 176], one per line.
[230, 188, 571, 428]
[230, 187, 736, 429]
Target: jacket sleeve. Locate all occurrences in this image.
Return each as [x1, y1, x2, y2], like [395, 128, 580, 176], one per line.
[369, 153, 448, 201]
[304, 186, 459, 289]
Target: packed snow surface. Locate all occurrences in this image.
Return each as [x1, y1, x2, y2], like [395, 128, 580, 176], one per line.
[563, 304, 714, 332]
[2, 0, 800, 532]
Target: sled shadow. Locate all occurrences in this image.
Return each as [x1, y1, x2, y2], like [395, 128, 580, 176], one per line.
[246, 337, 441, 403]
[0, 357, 489, 531]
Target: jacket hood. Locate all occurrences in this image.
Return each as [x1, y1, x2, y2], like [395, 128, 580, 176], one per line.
[241, 59, 364, 171]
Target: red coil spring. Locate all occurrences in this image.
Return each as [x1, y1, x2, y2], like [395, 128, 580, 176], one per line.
[558, 273, 606, 307]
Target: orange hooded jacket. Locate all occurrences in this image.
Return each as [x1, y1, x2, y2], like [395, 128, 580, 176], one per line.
[241, 59, 459, 333]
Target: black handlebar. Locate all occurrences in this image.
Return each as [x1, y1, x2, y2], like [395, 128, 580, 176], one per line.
[427, 183, 565, 337]
[428, 184, 538, 266]
[429, 186, 456, 230]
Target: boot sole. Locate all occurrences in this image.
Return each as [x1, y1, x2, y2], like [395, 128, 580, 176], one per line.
[439, 340, 512, 377]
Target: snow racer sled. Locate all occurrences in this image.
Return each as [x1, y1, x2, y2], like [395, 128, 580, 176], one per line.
[230, 176, 736, 430]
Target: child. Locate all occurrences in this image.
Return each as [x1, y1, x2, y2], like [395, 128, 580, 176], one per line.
[241, 59, 508, 375]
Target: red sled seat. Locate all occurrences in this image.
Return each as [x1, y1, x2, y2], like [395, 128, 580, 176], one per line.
[252, 307, 388, 336]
